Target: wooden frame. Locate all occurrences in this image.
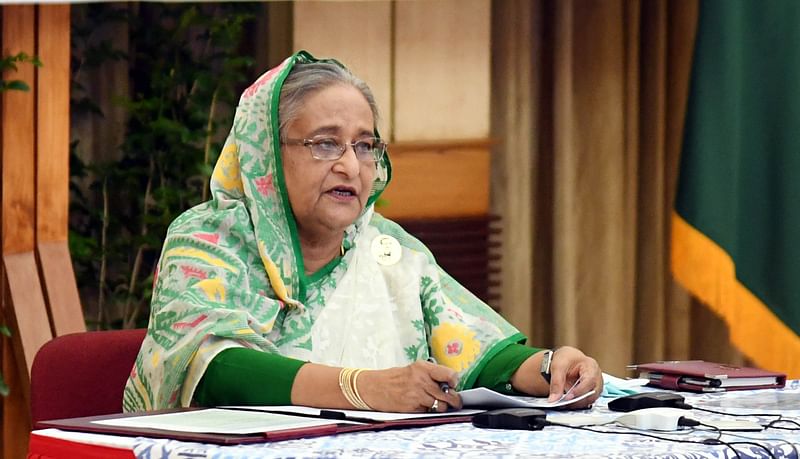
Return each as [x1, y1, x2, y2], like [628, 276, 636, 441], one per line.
[1, 5, 81, 457]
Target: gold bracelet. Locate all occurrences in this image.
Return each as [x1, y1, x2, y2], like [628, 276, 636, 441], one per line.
[339, 368, 358, 408]
[352, 369, 372, 410]
[339, 368, 360, 409]
[338, 367, 372, 410]
[346, 368, 371, 410]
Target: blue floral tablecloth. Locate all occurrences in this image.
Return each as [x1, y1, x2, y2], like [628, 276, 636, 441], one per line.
[133, 380, 800, 459]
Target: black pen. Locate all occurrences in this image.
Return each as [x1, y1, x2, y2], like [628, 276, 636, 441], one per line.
[427, 356, 451, 394]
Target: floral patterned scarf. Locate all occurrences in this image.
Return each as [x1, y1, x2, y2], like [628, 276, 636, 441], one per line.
[123, 51, 525, 412]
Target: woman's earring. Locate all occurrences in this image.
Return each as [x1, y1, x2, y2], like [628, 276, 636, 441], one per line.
[340, 243, 345, 257]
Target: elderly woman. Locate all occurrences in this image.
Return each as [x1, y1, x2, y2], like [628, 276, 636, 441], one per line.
[123, 51, 602, 414]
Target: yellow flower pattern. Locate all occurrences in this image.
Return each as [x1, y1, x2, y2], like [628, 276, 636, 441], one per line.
[210, 143, 243, 193]
[431, 322, 481, 372]
[196, 278, 226, 302]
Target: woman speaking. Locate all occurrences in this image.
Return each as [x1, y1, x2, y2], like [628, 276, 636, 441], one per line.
[124, 51, 602, 414]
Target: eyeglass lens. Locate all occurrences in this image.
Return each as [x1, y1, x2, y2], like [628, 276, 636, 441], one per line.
[311, 137, 385, 162]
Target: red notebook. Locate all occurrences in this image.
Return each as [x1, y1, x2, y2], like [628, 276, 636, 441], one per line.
[634, 360, 786, 392]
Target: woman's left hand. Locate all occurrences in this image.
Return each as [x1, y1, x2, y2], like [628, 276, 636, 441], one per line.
[544, 346, 602, 408]
[510, 346, 602, 409]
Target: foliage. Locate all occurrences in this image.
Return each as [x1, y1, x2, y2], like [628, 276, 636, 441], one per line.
[0, 52, 41, 396]
[69, 3, 257, 330]
[0, 52, 42, 92]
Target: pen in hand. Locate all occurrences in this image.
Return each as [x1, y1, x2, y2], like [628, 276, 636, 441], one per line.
[427, 356, 451, 394]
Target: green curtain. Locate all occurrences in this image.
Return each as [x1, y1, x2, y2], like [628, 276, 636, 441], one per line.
[672, 0, 800, 377]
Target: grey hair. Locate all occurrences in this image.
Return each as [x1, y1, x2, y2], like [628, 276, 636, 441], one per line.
[278, 61, 380, 139]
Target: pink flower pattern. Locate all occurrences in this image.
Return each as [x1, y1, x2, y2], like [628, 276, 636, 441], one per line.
[194, 232, 220, 244]
[242, 64, 283, 99]
[173, 313, 208, 330]
[255, 174, 275, 196]
[446, 340, 463, 356]
[181, 266, 208, 280]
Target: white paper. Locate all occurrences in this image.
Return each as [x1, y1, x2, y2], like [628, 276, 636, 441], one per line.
[225, 405, 485, 422]
[93, 408, 343, 434]
[459, 387, 596, 409]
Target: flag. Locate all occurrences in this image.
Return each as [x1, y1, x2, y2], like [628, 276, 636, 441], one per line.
[672, 0, 800, 377]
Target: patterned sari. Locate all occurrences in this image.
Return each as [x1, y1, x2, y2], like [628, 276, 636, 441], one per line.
[123, 51, 525, 412]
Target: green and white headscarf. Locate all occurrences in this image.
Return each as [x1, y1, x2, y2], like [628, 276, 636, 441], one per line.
[123, 51, 525, 412]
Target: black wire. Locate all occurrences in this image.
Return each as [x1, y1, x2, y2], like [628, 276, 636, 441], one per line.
[545, 421, 743, 459]
[690, 405, 783, 420]
[724, 430, 799, 458]
[763, 418, 800, 431]
[687, 404, 800, 432]
[694, 420, 777, 459]
[727, 441, 777, 459]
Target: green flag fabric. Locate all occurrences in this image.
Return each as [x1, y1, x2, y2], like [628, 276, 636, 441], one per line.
[673, 0, 800, 377]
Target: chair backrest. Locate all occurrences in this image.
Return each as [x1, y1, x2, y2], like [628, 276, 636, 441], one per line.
[29, 328, 146, 425]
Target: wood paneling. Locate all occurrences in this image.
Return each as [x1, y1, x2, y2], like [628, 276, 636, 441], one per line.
[293, 1, 392, 138]
[394, 0, 490, 141]
[2, 5, 77, 455]
[1, 5, 53, 377]
[1, 8, 40, 456]
[2, 5, 36, 254]
[37, 243, 84, 336]
[377, 141, 490, 219]
[36, 5, 84, 336]
[36, 5, 70, 243]
[2, 253, 50, 393]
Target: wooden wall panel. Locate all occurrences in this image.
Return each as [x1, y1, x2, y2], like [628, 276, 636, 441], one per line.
[2, 6, 37, 254]
[292, 1, 492, 221]
[36, 5, 70, 244]
[1, 5, 52, 371]
[293, 1, 393, 138]
[378, 142, 490, 219]
[2, 6, 66, 455]
[1, 8, 38, 456]
[394, 0, 490, 141]
[36, 4, 84, 336]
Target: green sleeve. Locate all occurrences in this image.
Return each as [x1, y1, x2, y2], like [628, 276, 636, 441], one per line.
[473, 343, 542, 394]
[193, 347, 306, 406]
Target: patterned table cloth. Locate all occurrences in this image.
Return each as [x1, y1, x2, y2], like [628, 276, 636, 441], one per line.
[133, 380, 800, 459]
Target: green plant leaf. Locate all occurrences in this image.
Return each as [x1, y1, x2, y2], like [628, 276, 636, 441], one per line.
[0, 374, 8, 397]
[68, 2, 257, 328]
[3, 80, 31, 92]
[0, 325, 10, 337]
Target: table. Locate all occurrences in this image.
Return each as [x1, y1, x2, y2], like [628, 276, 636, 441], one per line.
[30, 380, 800, 459]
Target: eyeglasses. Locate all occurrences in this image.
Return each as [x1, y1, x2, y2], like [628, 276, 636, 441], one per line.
[282, 135, 387, 163]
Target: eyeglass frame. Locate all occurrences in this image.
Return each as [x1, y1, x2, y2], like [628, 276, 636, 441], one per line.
[281, 135, 387, 163]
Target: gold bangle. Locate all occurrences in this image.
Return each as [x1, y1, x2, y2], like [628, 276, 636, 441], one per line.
[352, 369, 372, 410]
[339, 368, 358, 408]
[339, 368, 360, 409]
[338, 367, 372, 410]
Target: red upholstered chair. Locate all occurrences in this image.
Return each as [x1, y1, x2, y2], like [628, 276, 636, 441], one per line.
[29, 328, 147, 425]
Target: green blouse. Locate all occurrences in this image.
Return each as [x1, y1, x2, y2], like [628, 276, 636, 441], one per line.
[194, 344, 540, 406]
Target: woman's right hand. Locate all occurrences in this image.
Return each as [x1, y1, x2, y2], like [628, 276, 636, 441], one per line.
[359, 361, 462, 413]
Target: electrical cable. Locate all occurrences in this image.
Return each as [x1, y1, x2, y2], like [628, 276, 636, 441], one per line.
[723, 430, 799, 458]
[762, 418, 800, 431]
[544, 420, 745, 459]
[678, 401, 800, 431]
[694, 421, 776, 459]
[686, 404, 782, 420]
